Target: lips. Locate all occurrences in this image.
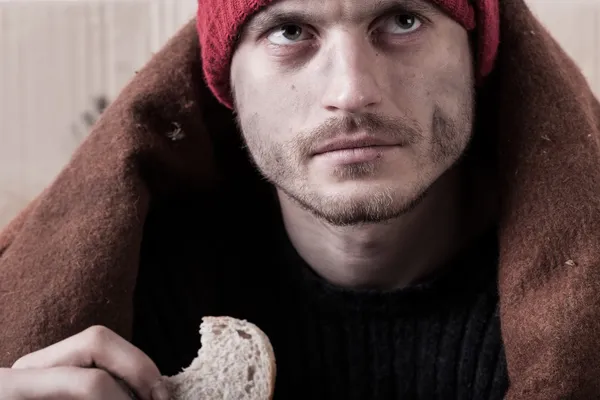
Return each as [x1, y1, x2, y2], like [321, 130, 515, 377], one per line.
[312, 137, 396, 156]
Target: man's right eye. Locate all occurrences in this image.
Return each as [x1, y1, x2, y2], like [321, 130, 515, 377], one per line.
[267, 24, 312, 45]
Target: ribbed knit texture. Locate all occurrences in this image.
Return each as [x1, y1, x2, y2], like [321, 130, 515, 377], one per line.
[257, 227, 508, 399]
[433, 0, 476, 29]
[133, 203, 508, 399]
[195, 0, 499, 109]
[196, 0, 273, 107]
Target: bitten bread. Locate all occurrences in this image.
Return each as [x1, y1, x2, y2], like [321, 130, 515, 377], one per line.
[164, 317, 276, 400]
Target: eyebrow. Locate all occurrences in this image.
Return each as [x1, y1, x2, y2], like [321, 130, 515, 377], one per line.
[243, 0, 440, 36]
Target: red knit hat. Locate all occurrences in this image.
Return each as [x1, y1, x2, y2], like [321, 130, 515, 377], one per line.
[196, 0, 500, 109]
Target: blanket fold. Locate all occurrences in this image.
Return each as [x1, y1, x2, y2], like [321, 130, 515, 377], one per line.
[2, 1, 600, 398]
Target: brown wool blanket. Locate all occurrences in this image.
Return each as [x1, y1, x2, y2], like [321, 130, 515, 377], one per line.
[1, 0, 600, 398]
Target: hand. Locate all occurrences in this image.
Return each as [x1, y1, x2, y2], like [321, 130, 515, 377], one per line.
[0, 325, 170, 400]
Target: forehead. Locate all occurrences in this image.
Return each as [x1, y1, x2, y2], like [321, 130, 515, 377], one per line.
[245, 0, 442, 30]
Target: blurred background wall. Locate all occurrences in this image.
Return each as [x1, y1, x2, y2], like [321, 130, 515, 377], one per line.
[1, 0, 599, 228]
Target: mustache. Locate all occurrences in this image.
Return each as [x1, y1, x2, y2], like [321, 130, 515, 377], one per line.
[296, 113, 424, 156]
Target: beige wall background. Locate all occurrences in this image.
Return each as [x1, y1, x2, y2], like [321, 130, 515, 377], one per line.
[1, 0, 599, 228]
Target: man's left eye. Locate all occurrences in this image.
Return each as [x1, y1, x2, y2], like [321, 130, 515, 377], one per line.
[381, 14, 422, 34]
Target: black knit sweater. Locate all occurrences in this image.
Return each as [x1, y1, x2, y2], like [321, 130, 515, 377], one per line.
[133, 207, 508, 400]
[260, 230, 509, 399]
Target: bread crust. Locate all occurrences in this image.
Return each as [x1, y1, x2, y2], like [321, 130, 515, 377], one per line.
[165, 316, 277, 400]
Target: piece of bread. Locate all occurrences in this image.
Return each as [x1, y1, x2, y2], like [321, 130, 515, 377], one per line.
[164, 316, 277, 400]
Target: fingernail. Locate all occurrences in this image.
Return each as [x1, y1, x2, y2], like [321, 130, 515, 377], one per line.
[151, 380, 170, 400]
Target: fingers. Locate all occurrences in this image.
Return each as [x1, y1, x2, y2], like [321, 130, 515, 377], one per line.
[11, 326, 164, 400]
[0, 366, 133, 400]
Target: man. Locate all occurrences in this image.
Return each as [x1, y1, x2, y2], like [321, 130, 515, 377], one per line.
[1, 0, 600, 398]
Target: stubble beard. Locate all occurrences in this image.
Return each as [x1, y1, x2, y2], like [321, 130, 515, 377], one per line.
[246, 149, 431, 226]
[238, 106, 470, 227]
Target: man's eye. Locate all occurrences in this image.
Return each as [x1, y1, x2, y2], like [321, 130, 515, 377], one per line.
[380, 14, 422, 34]
[267, 24, 311, 45]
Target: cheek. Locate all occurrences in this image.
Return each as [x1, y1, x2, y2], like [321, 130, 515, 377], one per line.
[232, 52, 294, 117]
[232, 59, 283, 153]
[231, 47, 318, 134]
[237, 108, 277, 161]
[386, 68, 433, 135]
[232, 83, 299, 171]
[388, 45, 473, 130]
[425, 76, 474, 165]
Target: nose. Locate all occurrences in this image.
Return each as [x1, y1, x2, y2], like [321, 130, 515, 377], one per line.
[321, 35, 383, 113]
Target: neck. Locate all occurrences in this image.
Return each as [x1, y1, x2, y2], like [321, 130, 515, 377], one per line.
[278, 166, 493, 290]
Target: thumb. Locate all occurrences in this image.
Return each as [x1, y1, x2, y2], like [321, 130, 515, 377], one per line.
[151, 378, 171, 400]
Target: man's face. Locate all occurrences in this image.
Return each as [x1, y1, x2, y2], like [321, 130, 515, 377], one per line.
[231, 0, 475, 226]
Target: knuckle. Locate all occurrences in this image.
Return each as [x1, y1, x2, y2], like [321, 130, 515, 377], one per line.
[82, 325, 114, 350]
[11, 355, 29, 368]
[11, 351, 41, 369]
[80, 368, 116, 394]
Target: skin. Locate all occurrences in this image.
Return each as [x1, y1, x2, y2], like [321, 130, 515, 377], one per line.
[0, 1, 489, 396]
[0, 326, 169, 400]
[231, 0, 482, 289]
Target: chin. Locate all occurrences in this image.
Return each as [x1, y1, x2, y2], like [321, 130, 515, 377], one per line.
[318, 177, 413, 200]
[289, 183, 429, 226]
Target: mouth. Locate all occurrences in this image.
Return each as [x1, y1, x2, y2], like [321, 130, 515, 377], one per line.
[311, 137, 401, 165]
[312, 137, 398, 156]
